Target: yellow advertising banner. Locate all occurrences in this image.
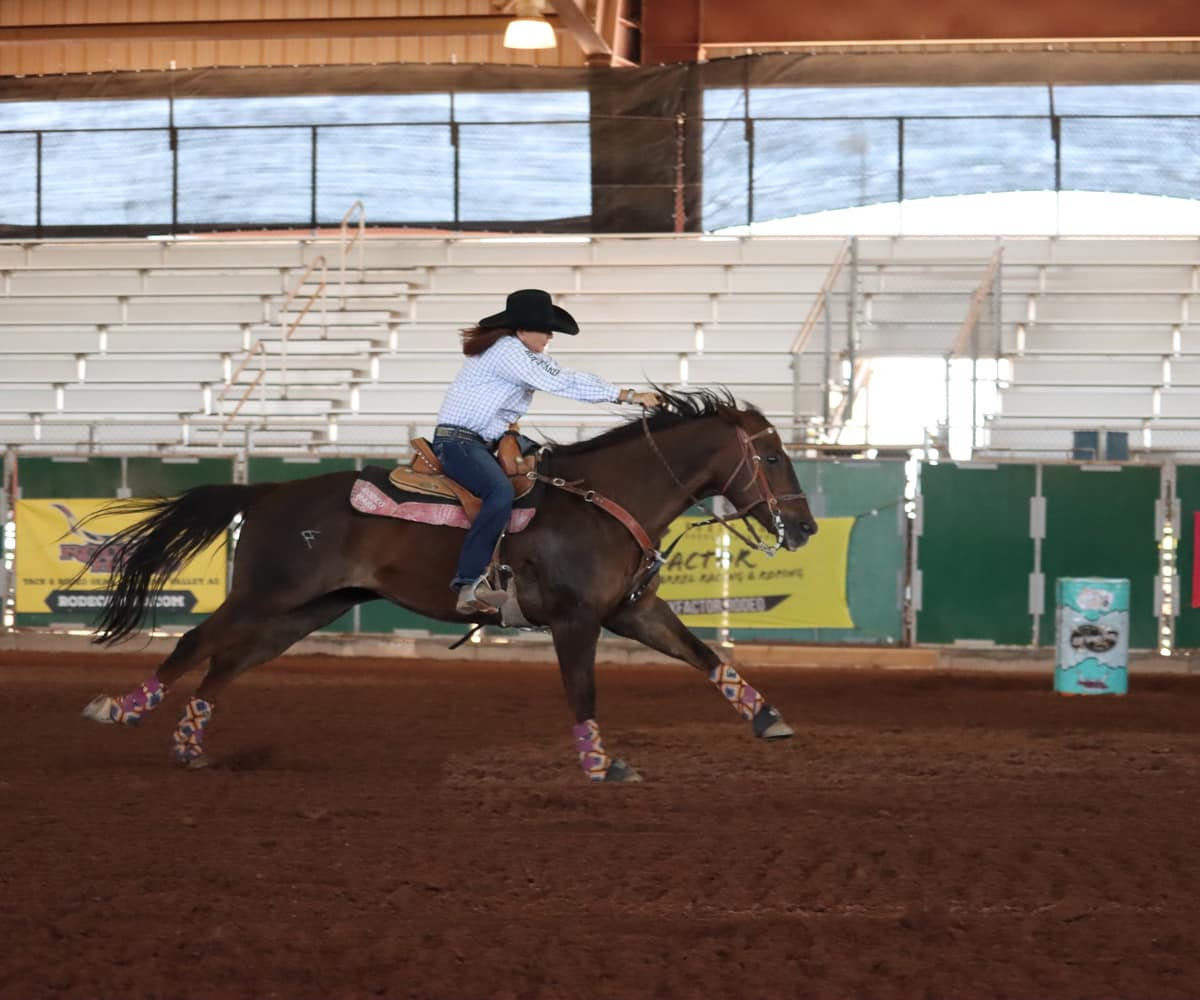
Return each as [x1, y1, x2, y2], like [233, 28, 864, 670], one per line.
[15, 498, 227, 616]
[655, 515, 855, 629]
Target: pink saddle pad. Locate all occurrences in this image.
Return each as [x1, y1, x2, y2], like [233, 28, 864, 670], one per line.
[350, 478, 536, 532]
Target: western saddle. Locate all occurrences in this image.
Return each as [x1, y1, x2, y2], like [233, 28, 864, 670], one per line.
[388, 425, 537, 523]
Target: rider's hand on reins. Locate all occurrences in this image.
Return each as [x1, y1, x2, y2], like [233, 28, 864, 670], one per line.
[625, 390, 663, 408]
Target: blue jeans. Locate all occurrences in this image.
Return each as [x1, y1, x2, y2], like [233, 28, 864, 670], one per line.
[431, 435, 515, 588]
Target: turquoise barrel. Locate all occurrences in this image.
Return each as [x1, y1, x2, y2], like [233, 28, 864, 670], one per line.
[1054, 578, 1130, 695]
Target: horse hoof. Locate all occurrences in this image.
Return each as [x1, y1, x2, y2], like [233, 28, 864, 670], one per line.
[604, 759, 643, 782]
[81, 695, 118, 724]
[753, 704, 794, 740]
[760, 719, 794, 740]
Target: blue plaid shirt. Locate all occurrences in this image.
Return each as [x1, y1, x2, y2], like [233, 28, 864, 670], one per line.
[436, 335, 620, 442]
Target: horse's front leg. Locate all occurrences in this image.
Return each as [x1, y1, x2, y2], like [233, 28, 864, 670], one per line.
[603, 595, 794, 740]
[550, 613, 642, 783]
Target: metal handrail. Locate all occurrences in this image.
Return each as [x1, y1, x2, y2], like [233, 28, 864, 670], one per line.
[946, 244, 1004, 454]
[217, 342, 269, 430]
[218, 341, 265, 405]
[829, 361, 873, 443]
[278, 255, 329, 339]
[276, 255, 328, 390]
[790, 237, 851, 357]
[339, 200, 366, 299]
[949, 245, 1004, 358]
[217, 255, 327, 434]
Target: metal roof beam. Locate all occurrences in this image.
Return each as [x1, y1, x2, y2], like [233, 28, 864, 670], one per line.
[0, 16, 550, 43]
[546, 0, 615, 66]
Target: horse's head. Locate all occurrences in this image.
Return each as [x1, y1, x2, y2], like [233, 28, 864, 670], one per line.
[713, 405, 818, 552]
[559, 388, 818, 553]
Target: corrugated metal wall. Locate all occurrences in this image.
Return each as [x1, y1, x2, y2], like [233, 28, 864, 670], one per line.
[0, 0, 588, 76]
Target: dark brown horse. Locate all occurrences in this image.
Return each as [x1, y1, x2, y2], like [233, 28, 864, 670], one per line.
[80, 389, 818, 781]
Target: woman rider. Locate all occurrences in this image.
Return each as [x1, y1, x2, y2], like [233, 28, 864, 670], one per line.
[433, 288, 661, 613]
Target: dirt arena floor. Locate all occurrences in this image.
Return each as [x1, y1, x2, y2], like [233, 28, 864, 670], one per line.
[2, 648, 1199, 1000]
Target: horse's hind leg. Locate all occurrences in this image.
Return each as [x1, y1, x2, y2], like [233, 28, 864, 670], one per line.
[170, 590, 365, 767]
[603, 596, 794, 740]
[81, 605, 238, 727]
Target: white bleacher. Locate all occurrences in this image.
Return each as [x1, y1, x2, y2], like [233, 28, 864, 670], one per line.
[997, 386, 1155, 420]
[1157, 389, 1200, 420]
[0, 388, 57, 413]
[1026, 294, 1188, 325]
[947, 236, 1200, 459]
[64, 386, 207, 413]
[1005, 324, 1177, 355]
[1008, 357, 1167, 387]
[1167, 358, 1200, 385]
[857, 321, 963, 356]
[4, 269, 285, 297]
[2, 233, 1199, 457]
[2, 358, 80, 382]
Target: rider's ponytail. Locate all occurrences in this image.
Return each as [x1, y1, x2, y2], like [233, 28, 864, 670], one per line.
[460, 325, 515, 357]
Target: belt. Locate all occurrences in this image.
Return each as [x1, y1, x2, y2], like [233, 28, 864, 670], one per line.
[434, 425, 490, 446]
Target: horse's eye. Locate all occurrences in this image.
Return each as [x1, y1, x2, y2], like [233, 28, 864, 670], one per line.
[766, 455, 780, 465]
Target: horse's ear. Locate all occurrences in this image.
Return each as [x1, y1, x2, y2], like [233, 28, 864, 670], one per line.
[717, 397, 751, 426]
[729, 398, 769, 429]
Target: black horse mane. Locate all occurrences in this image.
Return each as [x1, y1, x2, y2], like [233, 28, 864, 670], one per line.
[547, 386, 751, 457]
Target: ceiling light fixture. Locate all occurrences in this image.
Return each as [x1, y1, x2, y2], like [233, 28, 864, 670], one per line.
[502, 0, 557, 49]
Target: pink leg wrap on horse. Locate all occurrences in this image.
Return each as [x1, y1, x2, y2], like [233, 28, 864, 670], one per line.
[709, 664, 765, 721]
[572, 719, 613, 781]
[109, 676, 167, 726]
[172, 697, 214, 763]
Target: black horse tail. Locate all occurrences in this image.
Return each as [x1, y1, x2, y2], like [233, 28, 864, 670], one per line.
[82, 483, 277, 646]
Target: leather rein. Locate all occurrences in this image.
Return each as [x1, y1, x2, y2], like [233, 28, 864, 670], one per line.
[528, 411, 805, 602]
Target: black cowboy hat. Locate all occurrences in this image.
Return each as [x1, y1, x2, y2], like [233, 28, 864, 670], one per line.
[478, 288, 579, 335]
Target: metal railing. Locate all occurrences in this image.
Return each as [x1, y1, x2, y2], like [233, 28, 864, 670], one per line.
[217, 254, 328, 434]
[1, 110, 1196, 236]
[946, 245, 1004, 451]
[790, 236, 854, 433]
[338, 200, 366, 299]
[216, 341, 271, 436]
[948, 245, 1004, 360]
[276, 254, 329, 383]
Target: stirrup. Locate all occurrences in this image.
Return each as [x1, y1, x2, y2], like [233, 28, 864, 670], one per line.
[455, 575, 504, 614]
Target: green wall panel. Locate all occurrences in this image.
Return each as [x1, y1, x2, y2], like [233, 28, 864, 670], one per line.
[128, 458, 233, 494]
[1174, 466, 1200, 649]
[16, 456, 234, 499]
[247, 457, 359, 483]
[16, 457, 123, 498]
[917, 463, 1036, 645]
[359, 601, 462, 637]
[816, 460, 907, 644]
[1037, 465, 1160, 649]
